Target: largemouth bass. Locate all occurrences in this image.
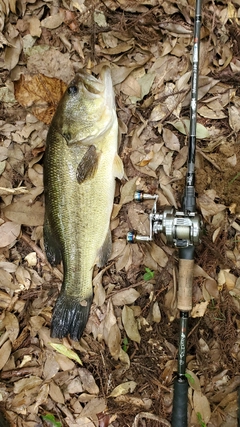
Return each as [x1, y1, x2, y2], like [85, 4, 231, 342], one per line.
[44, 67, 124, 340]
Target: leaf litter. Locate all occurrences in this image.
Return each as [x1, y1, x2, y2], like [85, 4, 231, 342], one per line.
[1, 0, 240, 426]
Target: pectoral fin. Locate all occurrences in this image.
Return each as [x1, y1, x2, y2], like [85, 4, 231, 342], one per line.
[96, 228, 112, 268]
[76, 145, 99, 183]
[113, 153, 124, 180]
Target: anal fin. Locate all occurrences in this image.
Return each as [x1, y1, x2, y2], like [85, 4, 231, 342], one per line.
[43, 215, 62, 266]
[96, 228, 112, 268]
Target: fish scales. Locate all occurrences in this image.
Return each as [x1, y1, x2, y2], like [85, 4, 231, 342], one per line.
[44, 67, 124, 340]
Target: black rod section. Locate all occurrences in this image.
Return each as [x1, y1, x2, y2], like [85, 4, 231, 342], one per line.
[172, 1, 202, 426]
[171, 312, 189, 427]
[183, 0, 202, 213]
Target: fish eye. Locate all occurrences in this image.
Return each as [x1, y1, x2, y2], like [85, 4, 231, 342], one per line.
[68, 85, 78, 95]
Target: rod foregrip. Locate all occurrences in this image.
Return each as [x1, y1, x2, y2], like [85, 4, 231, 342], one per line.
[178, 258, 194, 311]
[172, 378, 188, 427]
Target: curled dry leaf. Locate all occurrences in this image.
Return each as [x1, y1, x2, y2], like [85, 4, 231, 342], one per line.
[102, 300, 121, 359]
[109, 381, 137, 397]
[122, 305, 141, 343]
[0, 339, 11, 371]
[93, 269, 106, 307]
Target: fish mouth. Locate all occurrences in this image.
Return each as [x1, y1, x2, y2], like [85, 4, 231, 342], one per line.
[73, 71, 104, 97]
[74, 67, 114, 104]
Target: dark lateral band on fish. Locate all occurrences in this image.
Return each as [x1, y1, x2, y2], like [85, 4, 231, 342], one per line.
[43, 66, 124, 340]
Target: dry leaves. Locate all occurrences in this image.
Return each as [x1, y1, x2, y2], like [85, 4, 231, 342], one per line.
[1, 0, 240, 426]
[14, 74, 67, 124]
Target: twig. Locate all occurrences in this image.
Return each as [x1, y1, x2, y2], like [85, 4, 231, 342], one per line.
[132, 412, 171, 427]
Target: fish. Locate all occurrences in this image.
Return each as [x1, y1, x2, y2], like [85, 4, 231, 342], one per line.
[43, 67, 124, 340]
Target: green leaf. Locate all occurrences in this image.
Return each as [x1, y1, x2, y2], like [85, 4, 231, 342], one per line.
[122, 336, 129, 352]
[185, 372, 195, 384]
[42, 414, 62, 427]
[143, 267, 155, 281]
[197, 412, 207, 427]
[49, 342, 82, 365]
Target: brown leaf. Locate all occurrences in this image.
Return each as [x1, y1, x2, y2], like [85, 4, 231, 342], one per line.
[0, 221, 21, 248]
[112, 288, 140, 306]
[163, 128, 180, 151]
[122, 305, 141, 343]
[49, 381, 65, 404]
[14, 74, 67, 124]
[0, 340, 11, 370]
[3, 312, 19, 342]
[149, 243, 168, 268]
[102, 301, 121, 359]
[3, 200, 44, 226]
[193, 390, 211, 424]
[79, 368, 99, 394]
[109, 381, 137, 397]
[4, 34, 22, 70]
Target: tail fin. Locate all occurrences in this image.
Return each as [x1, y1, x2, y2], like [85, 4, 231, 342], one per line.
[51, 292, 92, 340]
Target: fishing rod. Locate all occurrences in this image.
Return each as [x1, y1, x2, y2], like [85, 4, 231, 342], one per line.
[127, 0, 203, 425]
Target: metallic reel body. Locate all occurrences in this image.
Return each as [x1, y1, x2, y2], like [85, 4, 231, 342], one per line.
[127, 191, 203, 248]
